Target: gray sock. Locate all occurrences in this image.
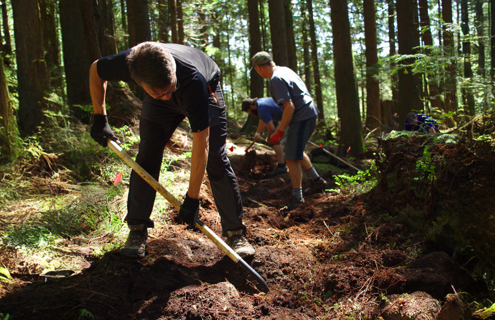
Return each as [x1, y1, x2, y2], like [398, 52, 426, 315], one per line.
[292, 187, 303, 199]
[306, 166, 320, 181]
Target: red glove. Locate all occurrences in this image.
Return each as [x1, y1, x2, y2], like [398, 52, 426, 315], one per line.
[270, 130, 284, 145]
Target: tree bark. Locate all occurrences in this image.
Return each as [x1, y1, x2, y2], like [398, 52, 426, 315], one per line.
[363, 0, 381, 132]
[157, 0, 169, 43]
[127, 0, 151, 47]
[419, 0, 443, 112]
[0, 58, 13, 159]
[461, 0, 475, 116]
[300, 0, 312, 93]
[1, 1, 12, 59]
[99, 0, 118, 56]
[60, 0, 96, 121]
[12, 0, 50, 136]
[388, 0, 398, 106]
[177, 0, 184, 44]
[39, 0, 64, 90]
[476, 0, 485, 77]
[247, 0, 264, 98]
[285, 0, 297, 72]
[396, 0, 422, 129]
[268, 0, 288, 66]
[330, 0, 364, 155]
[169, 0, 178, 43]
[442, 0, 457, 123]
[307, 0, 324, 123]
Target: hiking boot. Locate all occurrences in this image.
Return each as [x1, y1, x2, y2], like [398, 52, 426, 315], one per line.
[304, 178, 328, 195]
[123, 224, 148, 258]
[226, 229, 255, 258]
[280, 197, 304, 214]
[267, 166, 288, 177]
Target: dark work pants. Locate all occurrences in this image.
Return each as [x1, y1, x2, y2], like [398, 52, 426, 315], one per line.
[126, 83, 245, 237]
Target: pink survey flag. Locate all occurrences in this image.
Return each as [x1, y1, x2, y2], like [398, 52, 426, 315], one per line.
[182, 135, 188, 148]
[114, 171, 123, 186]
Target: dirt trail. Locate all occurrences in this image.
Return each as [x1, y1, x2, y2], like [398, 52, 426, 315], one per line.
[0, 139, 489, 319]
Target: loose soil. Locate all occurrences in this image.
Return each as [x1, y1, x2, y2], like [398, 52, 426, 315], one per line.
[0, 128, 492, 319]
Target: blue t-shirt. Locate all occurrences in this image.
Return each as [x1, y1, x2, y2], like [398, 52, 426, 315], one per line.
[256, 97, 282, 125]
[405, 114, 439, 133]
[269, 66, 319, 122]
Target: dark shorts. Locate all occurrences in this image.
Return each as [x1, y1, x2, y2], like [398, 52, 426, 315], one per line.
[284, 116, 317, 160]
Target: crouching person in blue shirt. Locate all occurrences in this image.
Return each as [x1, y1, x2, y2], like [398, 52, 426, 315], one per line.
[405, 112, 439, 134]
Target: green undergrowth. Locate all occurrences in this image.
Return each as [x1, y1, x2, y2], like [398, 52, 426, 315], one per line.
[0, 118, 191, 273]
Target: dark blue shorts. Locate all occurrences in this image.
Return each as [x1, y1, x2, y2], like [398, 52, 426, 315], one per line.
[284, 116, 317, 160]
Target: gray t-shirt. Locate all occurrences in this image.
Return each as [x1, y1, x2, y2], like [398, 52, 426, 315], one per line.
[269, 66, 319, 122]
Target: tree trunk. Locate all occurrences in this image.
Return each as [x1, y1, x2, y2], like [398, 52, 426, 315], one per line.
[177, 0, 184, 44]
[1, 1, 12, 59]
[247, 0, 264, 98]
[0, 58, 13, 159]
[169, 0, 178, 43]
[99, 0, 118, 56]
[491, 0, 495, 80]
[397, 0, 422, 129]
[476, 0, 485, 77]
[330, 0, 364, 155]
[419, 0, 443, 112]
[442, 0, 457, 124]
[12, 0, 50, 136]
[127, 0, 151, 47]
[39, 0, 64, 90]
[268, 0, 288, 66]
[285, 0, 297, 72]
[300, 0, 312, 93]
[120, 0, 128, 48]
[60, 0, 97, 122]
[461, 0, 475, 116]
[388, 0, 398, 106]
[307, 0, 325, 124]
[157, 0, 169, 43]
[363, 0, 381, 132]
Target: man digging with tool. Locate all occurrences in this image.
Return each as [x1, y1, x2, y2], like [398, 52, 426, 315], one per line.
[241, 97, 287, 177]
[251, 51, 328, 213]
[89, 41, 255, 259]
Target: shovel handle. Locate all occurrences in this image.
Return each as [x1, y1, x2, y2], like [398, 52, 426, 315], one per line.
[244, 141, 255, 153]
[108, 140, 269, 292]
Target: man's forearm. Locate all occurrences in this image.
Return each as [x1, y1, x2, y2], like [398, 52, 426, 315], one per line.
[89, 60, 107, 115]
[278, 101, 295, 132]
[188, 128, 209, 199]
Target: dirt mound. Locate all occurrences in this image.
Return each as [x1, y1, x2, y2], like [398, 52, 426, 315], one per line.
[370, 134, 495, 277]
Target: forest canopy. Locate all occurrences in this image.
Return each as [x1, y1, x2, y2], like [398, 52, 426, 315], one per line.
[0, 0, 493, 160]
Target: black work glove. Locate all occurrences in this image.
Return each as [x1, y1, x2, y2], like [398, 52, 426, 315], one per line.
[179, 194, 199, 228]
[90, 114, 120, 147]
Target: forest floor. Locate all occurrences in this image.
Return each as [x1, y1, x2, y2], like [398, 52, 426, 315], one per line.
[0, 119, 494, 319]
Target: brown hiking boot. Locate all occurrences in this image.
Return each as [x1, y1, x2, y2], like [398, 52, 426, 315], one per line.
[226, 229, 255, 258]
[304, 178, 328, 195]
[123, 224, 148, 258]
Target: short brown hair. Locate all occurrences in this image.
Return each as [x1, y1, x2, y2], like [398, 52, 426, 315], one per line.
[406, 112, 418, 124]
[126, 42, 175, 90]
[241, 98, 257, 112]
